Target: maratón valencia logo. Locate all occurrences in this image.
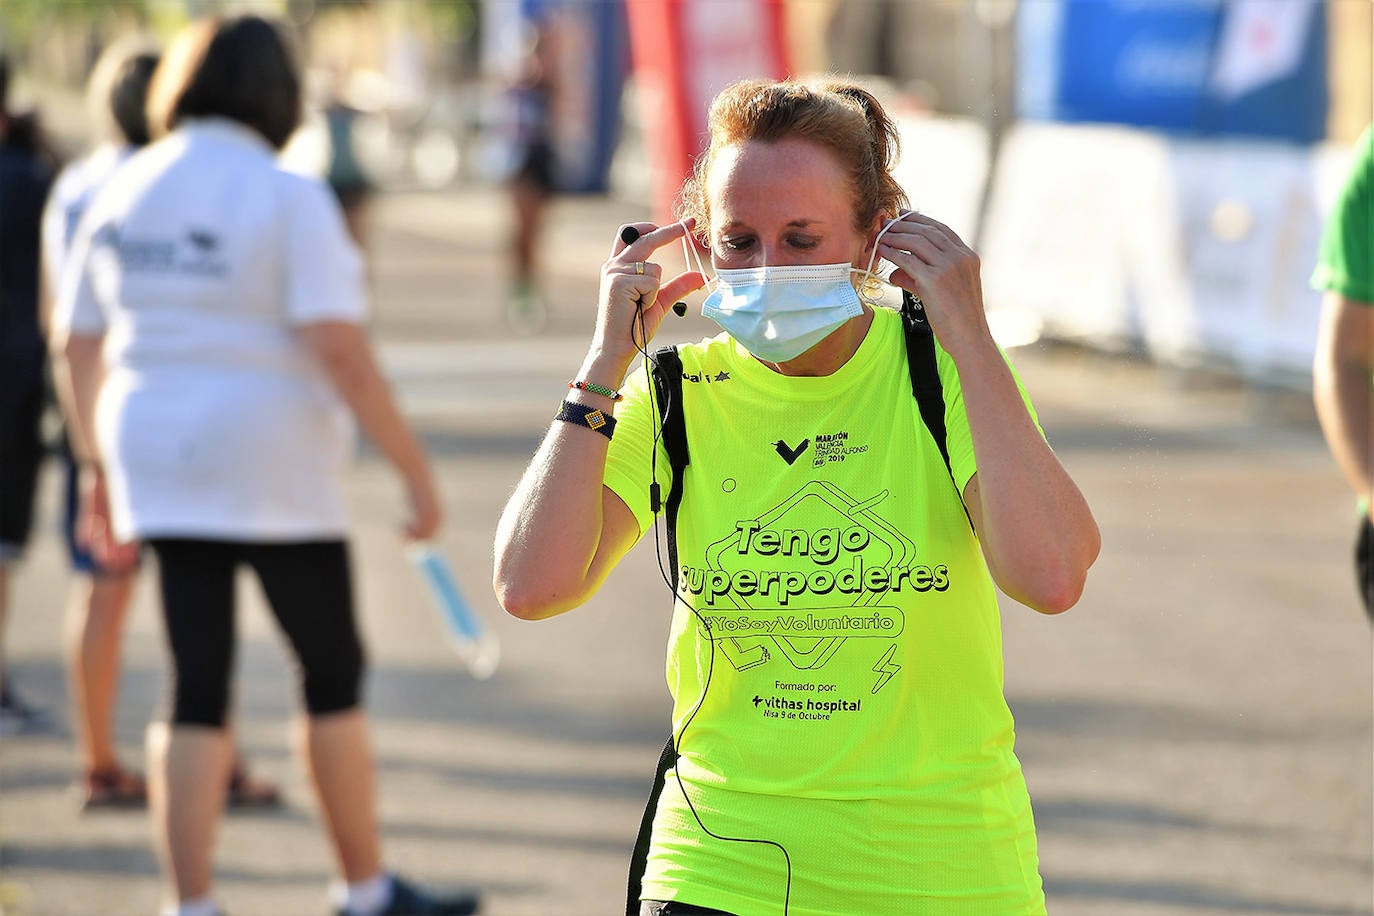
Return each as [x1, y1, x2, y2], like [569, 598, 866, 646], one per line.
[774, 439, 808, 465]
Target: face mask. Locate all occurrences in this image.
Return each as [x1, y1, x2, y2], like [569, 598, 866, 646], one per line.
[699, 263, 862, 362]
[681, 214, 908, 363]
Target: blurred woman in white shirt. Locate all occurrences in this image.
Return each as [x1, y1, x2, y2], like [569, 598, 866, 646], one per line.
[50, 16, 476, 916]
[42, 37, 286, 814]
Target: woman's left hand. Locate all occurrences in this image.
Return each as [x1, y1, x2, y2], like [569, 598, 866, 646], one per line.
[876, 211, 991, 358]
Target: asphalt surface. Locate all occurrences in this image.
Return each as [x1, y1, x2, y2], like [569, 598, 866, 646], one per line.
[0, 186, 1369, 916]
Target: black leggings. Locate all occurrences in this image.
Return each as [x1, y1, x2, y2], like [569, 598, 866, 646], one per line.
[149, 538, 365, 727]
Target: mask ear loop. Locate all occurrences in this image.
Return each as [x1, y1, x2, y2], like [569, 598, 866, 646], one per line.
[680, 221, 716, 294]
[853, 212, 913, 307]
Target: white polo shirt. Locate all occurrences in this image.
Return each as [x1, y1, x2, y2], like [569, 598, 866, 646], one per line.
[54, 117, 367, 542]
[41, 143, 132, 294]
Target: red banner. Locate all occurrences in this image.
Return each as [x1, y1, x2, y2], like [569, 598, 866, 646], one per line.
[626, 0, 791, 222]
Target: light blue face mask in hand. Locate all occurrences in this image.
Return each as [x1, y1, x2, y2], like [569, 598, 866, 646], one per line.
[681, 214, 910, 363]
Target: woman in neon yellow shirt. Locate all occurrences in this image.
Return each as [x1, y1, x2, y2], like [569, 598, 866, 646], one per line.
[495, 77, 1100, 916]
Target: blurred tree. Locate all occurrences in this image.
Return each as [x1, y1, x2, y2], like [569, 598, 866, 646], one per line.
[1, 0, 164, 88]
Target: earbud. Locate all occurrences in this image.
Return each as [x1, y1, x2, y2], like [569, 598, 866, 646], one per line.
[622, 226, 686, 317]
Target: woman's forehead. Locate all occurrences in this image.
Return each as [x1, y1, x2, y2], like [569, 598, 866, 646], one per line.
[707, 138, 852, 225]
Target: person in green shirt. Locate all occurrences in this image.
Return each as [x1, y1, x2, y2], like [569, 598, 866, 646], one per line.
[1312, 124, 1373, 621]
[495, 77, 1101, 915]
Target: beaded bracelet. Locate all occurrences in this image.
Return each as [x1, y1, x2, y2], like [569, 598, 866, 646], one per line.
[554, 400, 616, 440]
[568, 379, 624, 401]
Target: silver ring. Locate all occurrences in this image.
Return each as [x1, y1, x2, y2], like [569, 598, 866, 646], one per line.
[634, 261, 645, 275]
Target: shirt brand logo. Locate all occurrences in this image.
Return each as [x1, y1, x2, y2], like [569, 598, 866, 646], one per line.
[774, 438, 809, 465]
[92, 224, 229, 278]
[682, 370, 731, 383]
[187, 228, 220, 252]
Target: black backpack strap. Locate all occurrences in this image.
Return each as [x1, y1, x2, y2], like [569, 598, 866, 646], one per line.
[624, 736, 679, 916]
[648, 345, 689, 591]
[901, 291, 972, 528]
[627, 346, 688, 916]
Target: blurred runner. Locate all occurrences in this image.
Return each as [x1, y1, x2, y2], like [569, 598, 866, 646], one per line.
[0, 53, 57, 737]
[504, 6, 560, 334]
[323, 64, 374, 255]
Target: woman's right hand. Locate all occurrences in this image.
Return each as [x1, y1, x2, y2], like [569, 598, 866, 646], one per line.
[76, 466, 139, 573]
[403, 472, 442, 542]
[586, 219, 706, 377]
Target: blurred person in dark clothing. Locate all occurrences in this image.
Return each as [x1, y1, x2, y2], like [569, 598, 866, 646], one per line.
[41, 39, 282, 810]
[50, 17, 477, 916]
[505, 8, 560, 334]
[323, 69, 373, 254]
[0, 52, 57, 736]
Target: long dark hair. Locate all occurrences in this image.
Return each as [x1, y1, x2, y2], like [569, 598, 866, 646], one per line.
[147, 15, 302, 150]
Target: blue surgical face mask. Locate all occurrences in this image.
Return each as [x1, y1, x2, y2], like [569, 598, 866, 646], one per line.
[700, 262, 863, 362]
[680, 215, 908, 363]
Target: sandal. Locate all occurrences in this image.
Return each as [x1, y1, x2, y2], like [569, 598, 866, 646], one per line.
[80, 766, 147, 811]
[227, 766, 283, 809]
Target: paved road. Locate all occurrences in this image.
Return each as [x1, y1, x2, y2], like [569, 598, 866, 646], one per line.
[1, 187, 1369, 916]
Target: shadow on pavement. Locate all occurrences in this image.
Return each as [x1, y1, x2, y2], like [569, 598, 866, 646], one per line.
[0, 841, 372, 887]
[365, 665, 666, 744]
[367, 753, 659, 804]
[0, 842, 160, 879]
[0, 650, 664, 746]
[382, 819, 631, 857]
[1010, 694, 1368, 745]
[1032, 796, 1281, 844]
[1041, 874, 1373, 915]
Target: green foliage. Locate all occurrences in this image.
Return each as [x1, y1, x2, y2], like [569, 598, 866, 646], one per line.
[425, 0, 479, 43]
[2, 1, 145, 59]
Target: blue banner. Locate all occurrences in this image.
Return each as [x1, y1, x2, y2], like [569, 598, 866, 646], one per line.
[1017, 0, 1327, 143]
[524, 0, 629, 193]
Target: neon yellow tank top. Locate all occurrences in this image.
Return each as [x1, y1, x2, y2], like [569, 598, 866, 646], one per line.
[604, 307, 1047, 915]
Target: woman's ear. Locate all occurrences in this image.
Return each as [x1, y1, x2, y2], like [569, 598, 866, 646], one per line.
[874, 211, 895, 248]
[858, 212, 888, 262]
